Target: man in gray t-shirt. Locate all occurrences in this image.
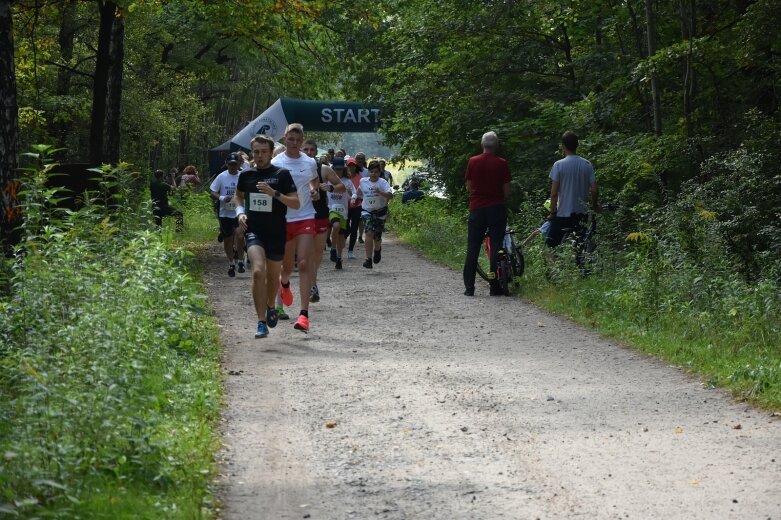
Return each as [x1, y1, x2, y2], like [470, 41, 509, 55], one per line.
[545, 131, 600, 251]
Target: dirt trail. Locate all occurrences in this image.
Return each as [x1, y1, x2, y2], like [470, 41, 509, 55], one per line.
[206, 236, 781, 519]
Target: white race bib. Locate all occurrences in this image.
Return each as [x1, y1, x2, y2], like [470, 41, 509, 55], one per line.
[364, 195, 381, 209]
[249, 192, 272, 213]
[224, 199, 236, 211]
[331, 204, 347, 217]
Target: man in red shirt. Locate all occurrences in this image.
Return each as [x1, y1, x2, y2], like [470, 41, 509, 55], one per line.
[463, 131, 511, 296]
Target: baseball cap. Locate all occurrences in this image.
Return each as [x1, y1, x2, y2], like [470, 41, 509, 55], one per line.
[331, 156, 346, 169]
[346, 157, 358, 166]
[227, 152, 239, 164]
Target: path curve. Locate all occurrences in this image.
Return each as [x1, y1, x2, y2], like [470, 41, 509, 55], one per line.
[206, 236, 781, 519]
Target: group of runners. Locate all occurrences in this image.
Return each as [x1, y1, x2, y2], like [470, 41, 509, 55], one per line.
[207, 123, 395, 338]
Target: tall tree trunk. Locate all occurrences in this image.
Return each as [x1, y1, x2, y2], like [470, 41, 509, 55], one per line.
[680, 0, 696, 137]
[49, 0, 78, 150]
[644, 0, 666, 199]
[88, 0, 116, 165]
[103, 7, 124, 164]
[625, 0, 653, 132]
[644, 0, 663, 137]
[0, 0, 21, 255]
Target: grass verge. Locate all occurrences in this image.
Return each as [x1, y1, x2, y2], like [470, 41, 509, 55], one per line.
[0, 188, 222, 517]
[390, 197, 781, 411]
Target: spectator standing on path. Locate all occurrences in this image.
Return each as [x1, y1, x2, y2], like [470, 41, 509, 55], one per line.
[546, 131, 600, 271]
[235, 135, 300, 339]
[463, 131, 511, 297]
[271, 123, 320, 332]
[210, 153, 246, 277]
[358, 160, 394, 269]
[302, 138, 346, 303]
[150, 169, 183, 231]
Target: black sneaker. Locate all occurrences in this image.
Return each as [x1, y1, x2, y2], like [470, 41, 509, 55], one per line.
[373, 248, 382, 264]
[330, 248, 337, 262]
[363, 258, 372, 269]
[335, 258, 343, 270]
[217, 232, 224, 243]
[358, 236, 364, 244]
[228, 265, 236, 277]
[464, 287, 475, 296]
[237, 262, 245, 273]
[310, 284, 320, 303]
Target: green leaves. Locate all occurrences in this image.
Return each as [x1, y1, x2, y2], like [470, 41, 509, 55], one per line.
[0, 157, 221, 517]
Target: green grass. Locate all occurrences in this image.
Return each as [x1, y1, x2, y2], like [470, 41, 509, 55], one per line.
[389, 198, 781, 411]
[0, 181, 223, 517]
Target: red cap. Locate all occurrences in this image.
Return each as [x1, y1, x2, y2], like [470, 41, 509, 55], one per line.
[346, 158, 358, 166]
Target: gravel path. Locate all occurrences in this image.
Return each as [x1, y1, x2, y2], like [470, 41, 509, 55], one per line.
[205, 236, 781, 519]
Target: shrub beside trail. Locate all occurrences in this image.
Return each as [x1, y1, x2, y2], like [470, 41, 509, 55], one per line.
[0, 158, 221, 518]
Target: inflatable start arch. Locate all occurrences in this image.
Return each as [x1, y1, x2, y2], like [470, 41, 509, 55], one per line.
[209, 97, 382, 175]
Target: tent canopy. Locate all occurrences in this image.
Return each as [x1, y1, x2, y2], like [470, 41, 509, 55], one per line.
[208, 97, 381, 176]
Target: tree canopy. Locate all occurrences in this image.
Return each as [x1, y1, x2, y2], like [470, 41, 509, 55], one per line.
[5, 0, 781, 275]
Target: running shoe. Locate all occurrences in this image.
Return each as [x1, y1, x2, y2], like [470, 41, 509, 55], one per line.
[217, 232, 224, 243]
[237, 261, 245, 273]
[335, 258, 342, 270]
[266, 307, 278, 328]
[358, 236, 364, 244]
[279, 282, 293, 306]
[464, 287, 475, 296]
[373, 248, 382, 264]
[276, 304, 290, 320]
[228, 265, 236, 277]
[347, 250, 355, 259]
[330, 248, 337, 262]
[293, 314, 309, 332]
[255, 321, 269, 338]
[310, 284, 320, 303]
[363, 258, 373, 269]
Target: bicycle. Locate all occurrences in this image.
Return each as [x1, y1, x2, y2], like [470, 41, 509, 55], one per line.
[476, 226, 525, 295]
[552, 204, 616, 276]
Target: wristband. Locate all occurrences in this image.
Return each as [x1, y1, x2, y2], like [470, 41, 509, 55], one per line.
[329, 184, 334, 192]
[236, 206, 246, 216]
[274, 190, 281, 199]
[219, 195, 226, 202]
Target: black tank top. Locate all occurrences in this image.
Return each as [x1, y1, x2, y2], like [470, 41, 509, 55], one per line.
[313, 162, 330, 219]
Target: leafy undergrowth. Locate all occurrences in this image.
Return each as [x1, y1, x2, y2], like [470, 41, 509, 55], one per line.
[390, 197, 781, 411]
[0, 158, 221, 518]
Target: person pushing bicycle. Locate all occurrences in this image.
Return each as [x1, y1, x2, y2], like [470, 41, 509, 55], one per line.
[463, 131, 511, 297]
[546, 131, 601, 271]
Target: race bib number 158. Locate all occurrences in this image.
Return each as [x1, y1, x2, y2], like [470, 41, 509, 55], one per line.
[249, 192, 272, 212]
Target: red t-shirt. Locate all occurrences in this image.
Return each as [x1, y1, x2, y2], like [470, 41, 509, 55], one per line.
[465, 152, 511, 210]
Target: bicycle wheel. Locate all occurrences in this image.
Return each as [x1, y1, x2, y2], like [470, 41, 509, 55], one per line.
[476, 237, 492, 282]
[511, 245, 525, 278]
[476, 261, 490, 282]
[497, 257, 512, 295]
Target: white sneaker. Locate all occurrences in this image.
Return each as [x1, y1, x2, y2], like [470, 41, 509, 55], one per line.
[347, 250, 355, 259]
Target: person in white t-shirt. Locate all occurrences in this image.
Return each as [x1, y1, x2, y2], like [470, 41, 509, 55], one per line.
[357, 160, 394, 269]
[271, 123, 320, 332]
[210, 153, 246, 277]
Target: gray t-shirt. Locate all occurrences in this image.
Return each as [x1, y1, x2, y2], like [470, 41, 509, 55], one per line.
[549, 155, 596, 217]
